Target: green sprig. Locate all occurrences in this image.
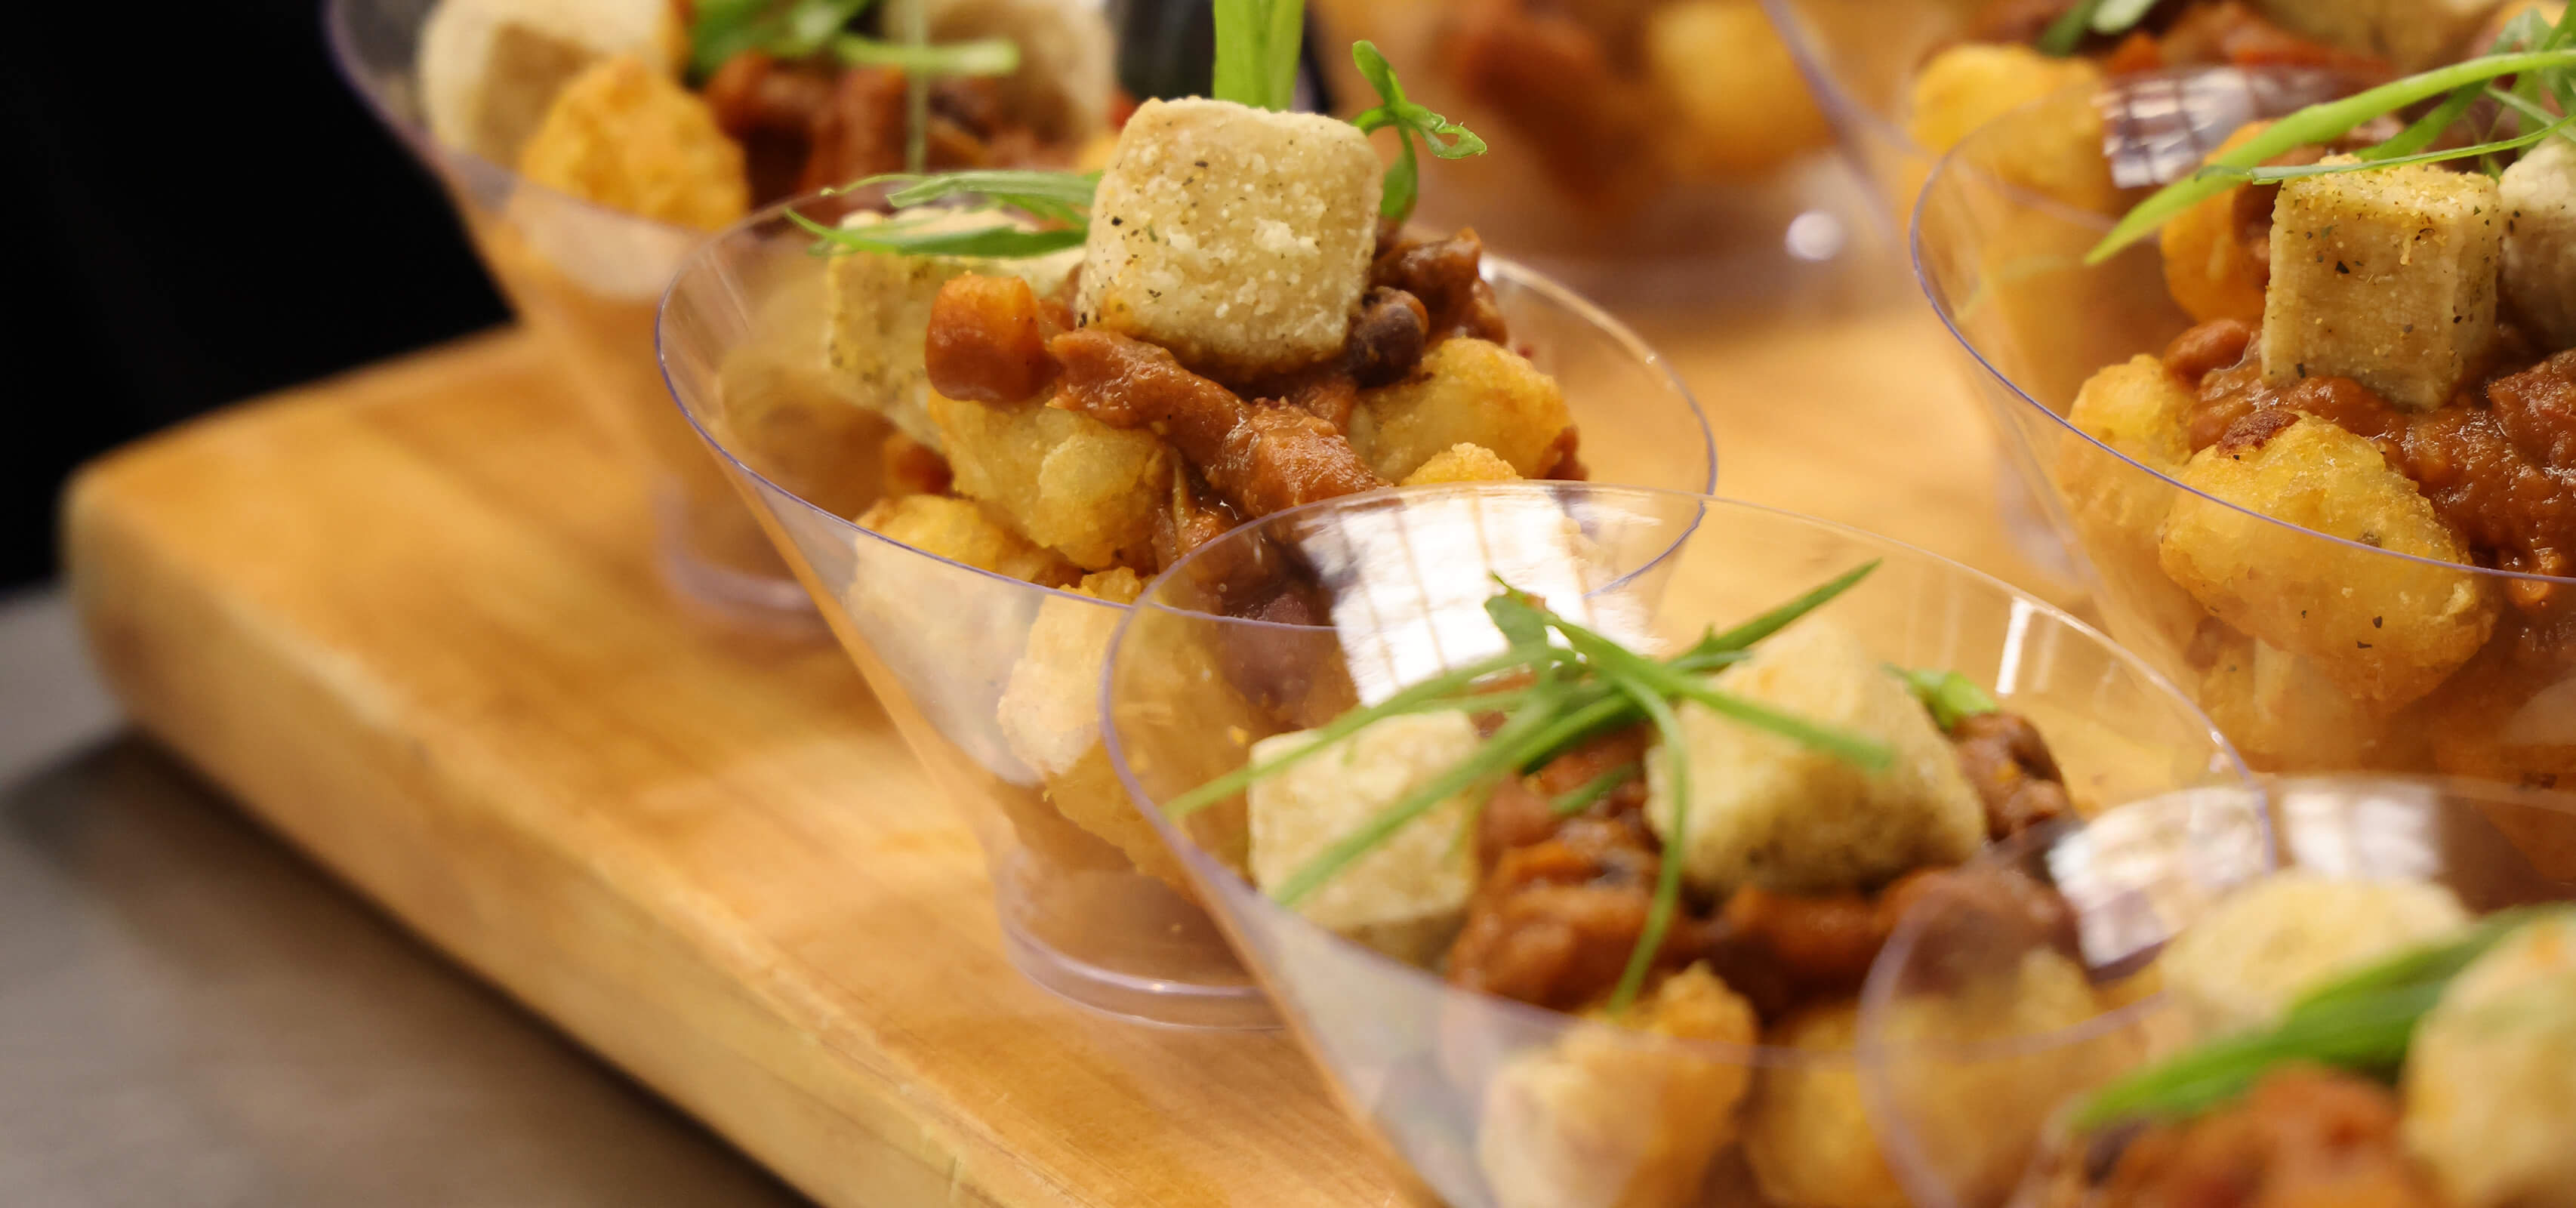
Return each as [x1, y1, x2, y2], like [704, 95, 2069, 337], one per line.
[1895, 667, 1999, 731]
[1211, 0, 1307, 111]
[788, 208, 1086, 257]
[1351, 41, 1489, 222]
[830, 33, 1021, 77]
[689, 0, 878, 79]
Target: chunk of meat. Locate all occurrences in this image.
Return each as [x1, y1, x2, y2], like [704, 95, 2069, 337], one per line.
[1048, 329, 1388, 518]
[1951, 710, 2075, 840]
[1438, 0, 1663, 211]
[700, 50, 837, 204]
[796, 66, 908, 194]
[926, 275, 1063, 404]
[2092, 1066, 2445, 1208]
[1372, 230, 1512, 345]
[1447, 814, 1706, 1010]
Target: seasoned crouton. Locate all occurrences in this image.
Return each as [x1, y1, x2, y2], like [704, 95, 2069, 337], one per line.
[2405, 914, 2576, 1208]
[2262, 157, 2503, 410]
[2161, 125, 2274, 325]
[1739, 1003, 1907, 1208]
[2193, 629, 2406, 771]
[856, 493, 1081, 586]
[2500, 137, 2576, 349]
[1400, 442, 1521, 487]
[1643, 619, 1986, 895]
[1351, 340, 1574, 482]
[2161, 414, 2494, 708]
[927, 391, 1172, 569]
[1248, 712, 1484, 963]
[923, 0, 1115, 143]
[1077, 98, 1381, 378]
[1477, 964, 1760, 1208]
[417, 0, 683, 165]
[2251, 0, 2501, 72]
[1644, 0, 1833, 177]
[2162, 871, 2467, 1035]
[824, 217, 1081, 451]
[516, 56, 747, 231]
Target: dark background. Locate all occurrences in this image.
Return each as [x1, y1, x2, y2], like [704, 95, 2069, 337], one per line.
[0, 4, 509, 590]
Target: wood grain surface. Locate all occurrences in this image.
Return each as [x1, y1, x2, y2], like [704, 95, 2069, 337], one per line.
[60, 295, 2056, 1207]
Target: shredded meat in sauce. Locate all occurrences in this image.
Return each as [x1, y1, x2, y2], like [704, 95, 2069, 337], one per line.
[2085, 1067, 2445, 1208]
[1969, 0, 2391, 88]
[703, 60, 1058, 206]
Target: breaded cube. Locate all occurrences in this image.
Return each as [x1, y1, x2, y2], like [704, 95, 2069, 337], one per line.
[1351, 340, 1574, 482]
[1400, 442, 1521, 487]
[2161, 125, 2274, 325]
[927, 391, 1172, 569]
[855, 493, 1080, 587]
[1911, 45, 2115, 214]
[1643, 619, 1986, 895]
[824, 214, 1082, 451]
[2194, 630, 2402, 771]
[924, 0, 1114, 144]
[2066, 354, 2195, 473]
[1739, 1003, 1906, 1208]
[1076, 98, 1381, 378]
[516, 56, 747, 232]
[998, 568, 1143, 777]
[2262, 157, 2503, 411]
[2500, 137, 2576, 349]
[2405, 914, 2576, 1208]
[2160, 414, 2494, 708]
[2161, 870, 2468, 1036]
[2057, 356, 2209, 653]
[1247, 712, 1484, 963]
[417, 0, 683, 165]
[1477, 964, 1760, 1208]
[2252, 0, 2502, 72]
[1644, 0, 1833, 177]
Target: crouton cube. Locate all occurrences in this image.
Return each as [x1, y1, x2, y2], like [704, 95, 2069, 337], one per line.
[924, 0, 1115, 143]
[927, 391, 1172, 569]
[2251, 0, 2498, 72]
[2162, 871, 2467, 1036]
[2501, 137, 2576, 349]
[1643, 619, 1986, 896]
[855, 493, 1080, 587]
[1247, 712, 1484, 963]
[515, 56, 746, 232]
[1644, 0, 1833, 177]
[2405, 914, 2576, 1208]
[1399, 442, 1521, 487]
[2261, 157, 2503, 410]
[2161, 414, 2494, 708]
[1478, 964, 1759, 1208]
[1351, 339, 1574, 482]
[1077, 98, 1381, 378]
[2162, 125, 2275, 325]
[417, 0, 683, 165]
[824, 215, 1081, 451]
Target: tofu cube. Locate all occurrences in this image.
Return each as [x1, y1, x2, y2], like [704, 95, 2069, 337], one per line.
[1351, 338, 1574, 482]
[1248, 712, 1484, 963]
[1644, 619, 1985, 895]
[1077, 98, 1381, 378]
[824, 211, 1082, 452]
[2501, 137, 2576, 349]
[2162, 871, 2467, 1036]
[926, 391, 1172, 570]
[2251, 0, 2498, 72]
[2262, 157, 2503, 410]
[2406, 914, 2576, 1208]
[417, 0, 682, 165]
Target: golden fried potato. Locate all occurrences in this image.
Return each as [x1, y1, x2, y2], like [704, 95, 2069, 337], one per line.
[2160, 124, 2272, 325]
[1908, 45, 2112, 214]
[2427, 653, 2576, 877]
[516, 55, 747, 231]
[2057, 356, 2208, 652]
[1353, 339, 1573, 482]
[1400, 442, 1521, 487]
[2193, 627, 2409, 771]
[928, 392, 1173, 570]
[1741, 1003, 1906, 1208]
[2161, 414, 2494, 709]
[1644, 0, 1833, 178]
[856, 494, 1081, 587]
[1478, 965, 1760, 1208]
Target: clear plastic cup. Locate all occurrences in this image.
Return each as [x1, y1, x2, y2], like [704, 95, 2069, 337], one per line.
[657, 202, 1715, 1027]
[1913, 66, 2576, 794]
[1101, 483, 2254, 1201]
[328, 0, 844, 629]
[1861, 775, 2576, 1208]
[1759, 0, 1968, 223]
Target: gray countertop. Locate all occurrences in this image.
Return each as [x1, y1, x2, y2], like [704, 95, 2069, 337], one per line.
[0, 587, 809, 1207]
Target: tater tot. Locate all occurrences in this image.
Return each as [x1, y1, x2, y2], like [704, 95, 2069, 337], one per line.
[2159, 124, 2272, 325]
[1644, 0, 1833, 177]
[516, 55, 747, 231]
[1741, 1003, 1907, 1208]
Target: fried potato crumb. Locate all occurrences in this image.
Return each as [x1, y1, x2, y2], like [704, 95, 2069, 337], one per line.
[1741, 1003, 1907, 1208]
[516, 55, 747, 232]
[856, 493, 1080, 587]
[928, 392, 1173, 570]
[1353, 339, 1573, 482]
[1400, 442, 1521, 487]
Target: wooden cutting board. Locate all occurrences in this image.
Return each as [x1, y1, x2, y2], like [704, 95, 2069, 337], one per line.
[60, 304, 2053, 1208]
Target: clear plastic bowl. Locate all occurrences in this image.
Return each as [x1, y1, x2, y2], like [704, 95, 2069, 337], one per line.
[1861, 775, 2576, 1208]
[1760, 0, 1968, 221]
[1912, 66, 2576, 792]
[1311, 0, 1872, 308]
[1101, 484, 2255, 1201]
[328, 0, 846, 629]
[657, 203, 1715, 1028]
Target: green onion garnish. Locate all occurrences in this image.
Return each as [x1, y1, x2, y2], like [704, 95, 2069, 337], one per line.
[1895, 666, 2000, 731]
[1210, 0, 1307, 112]
[1351, 41, 1488, 222]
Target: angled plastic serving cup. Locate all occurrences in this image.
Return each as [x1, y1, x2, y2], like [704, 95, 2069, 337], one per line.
[658, 201, 1715, 1028]
[1102, 483, 2255, 1200]
[1760, 0, 1967, 223]
[328, 0, 867, 628]
[1860, 774, 2576, 1208]
[1914, 66, 2576, 810]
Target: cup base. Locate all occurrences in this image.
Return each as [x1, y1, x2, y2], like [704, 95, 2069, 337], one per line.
[652, 491, 827, 636]
[991, 855, 1278, 1030]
